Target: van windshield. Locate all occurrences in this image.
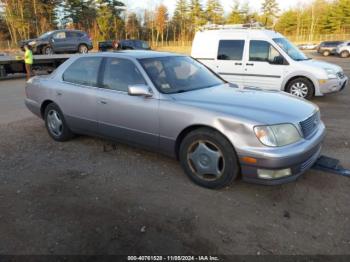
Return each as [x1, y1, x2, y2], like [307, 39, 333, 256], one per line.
[273, 38, 310, 61]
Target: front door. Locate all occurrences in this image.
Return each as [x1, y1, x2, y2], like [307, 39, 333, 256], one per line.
[51, 31, 69, 52]
[97, 57, 159, 149]
[243, 40, 287, 90]
[216, 39, 246, 87]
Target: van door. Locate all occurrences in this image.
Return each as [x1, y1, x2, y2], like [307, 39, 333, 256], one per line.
[216, 40, 246, 87]
[244, 40, 287, 90]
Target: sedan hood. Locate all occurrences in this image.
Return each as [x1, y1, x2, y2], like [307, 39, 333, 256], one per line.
[170, 85, 318, 125]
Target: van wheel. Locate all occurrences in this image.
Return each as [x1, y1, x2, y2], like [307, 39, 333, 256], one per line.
[44, 103, 74, 142]
[322, 50, 330, 56]
[340, 50, 349, 58]
[179, 128, 240, 189]
[286, 78, 314, 99]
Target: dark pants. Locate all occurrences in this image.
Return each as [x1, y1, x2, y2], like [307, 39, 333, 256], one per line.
[25, 63, 32, 80]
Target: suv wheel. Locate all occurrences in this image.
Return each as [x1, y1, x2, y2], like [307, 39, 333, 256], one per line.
[322, 50, 330, 56]
[78, 44, 88, 54]
[179, 128, 239, 189]
[286, 77, 314, 99]
[42, 46, 53, 55]
[340, 50, 350, 58]
[44, 103, 74, 142]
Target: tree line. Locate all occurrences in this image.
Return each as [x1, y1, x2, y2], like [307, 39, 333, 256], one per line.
[0, 0, 349, 46]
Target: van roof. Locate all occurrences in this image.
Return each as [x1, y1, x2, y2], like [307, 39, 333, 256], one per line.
[195, 29, 284, 39]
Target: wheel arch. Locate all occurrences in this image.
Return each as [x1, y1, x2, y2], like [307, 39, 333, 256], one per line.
[284, 75, 316, 95]
[174, 124, 234, 160]
[40, 100, 54, 119]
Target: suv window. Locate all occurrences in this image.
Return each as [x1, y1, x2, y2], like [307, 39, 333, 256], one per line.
[63, 57, 102, 86]
[217, 40, 244, 60]
[249, 40, 284, 64]
[53, 32, 66, 39]
[67, 31, 80, 38]
[102, 58, 146, 92]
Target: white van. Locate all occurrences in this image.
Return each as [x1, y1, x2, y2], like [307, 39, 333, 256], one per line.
[191, 25, 348, 99]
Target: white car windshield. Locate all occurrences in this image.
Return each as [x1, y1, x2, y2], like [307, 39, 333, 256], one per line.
[139, 56, 225, 94]
[274, 38, 310, 61]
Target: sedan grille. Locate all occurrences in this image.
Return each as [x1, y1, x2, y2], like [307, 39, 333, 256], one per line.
[337, 72, 345, 79]
[300, 112, 320, 138]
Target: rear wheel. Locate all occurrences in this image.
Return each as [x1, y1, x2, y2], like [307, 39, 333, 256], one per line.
[78, 44, 88, 54]
[286, 77, 314, 99]
[340, 50, 350, 58]
[44, 103, 74, 142]
[179, 128, 240, 189]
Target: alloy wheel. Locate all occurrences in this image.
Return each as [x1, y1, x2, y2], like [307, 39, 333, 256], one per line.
[47, 109, 63, 137]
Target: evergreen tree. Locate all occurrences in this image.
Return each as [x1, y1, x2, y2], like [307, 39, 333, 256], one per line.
[205, 0, 224, 25]
[227, 0, 243, 24]
[261, 0, 279, 26]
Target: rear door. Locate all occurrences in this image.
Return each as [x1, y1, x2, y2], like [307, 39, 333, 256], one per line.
[57, 56, 102, 134]
[243, 40, 287, 90]
[215, 39, 246, 87]
[66, 31, 79, 51]
[96, 57, 159, 149]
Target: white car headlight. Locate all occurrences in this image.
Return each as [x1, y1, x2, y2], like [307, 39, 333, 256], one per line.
[325, 68, 337, 79]
[254, 124, 302, 147]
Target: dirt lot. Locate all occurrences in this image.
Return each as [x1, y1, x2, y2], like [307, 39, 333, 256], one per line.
[0, 52, 349, 256]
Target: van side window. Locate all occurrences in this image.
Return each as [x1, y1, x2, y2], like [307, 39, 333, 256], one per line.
[249, 40, 284, 64]
[217, 40, 245, 60]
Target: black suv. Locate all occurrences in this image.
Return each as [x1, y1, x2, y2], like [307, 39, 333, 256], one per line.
[20, 30, 93, 55]
[317, 41, 344, 56]
[98, 39, 150, 52]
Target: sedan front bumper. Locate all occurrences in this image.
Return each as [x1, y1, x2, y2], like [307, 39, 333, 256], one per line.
[238, 122, 326, 185]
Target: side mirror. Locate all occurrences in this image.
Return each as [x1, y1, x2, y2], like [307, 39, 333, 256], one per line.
[128, 85, 153, 97]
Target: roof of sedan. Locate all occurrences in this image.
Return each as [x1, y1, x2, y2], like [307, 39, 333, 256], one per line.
[85, 50, 183, 59]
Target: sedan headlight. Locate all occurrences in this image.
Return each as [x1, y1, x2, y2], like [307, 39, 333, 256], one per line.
[325, 68, 337, 79]
[28, 41, 37, 46]
[254, 124, 302, 147]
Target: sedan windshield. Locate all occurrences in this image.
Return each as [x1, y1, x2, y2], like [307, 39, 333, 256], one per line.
[273, 38, 310, 61]
[139, 56, 225, 94]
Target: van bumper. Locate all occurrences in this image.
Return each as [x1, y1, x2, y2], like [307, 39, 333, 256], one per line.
[318, 76, 348, 95]
[238, 122, 326, 185]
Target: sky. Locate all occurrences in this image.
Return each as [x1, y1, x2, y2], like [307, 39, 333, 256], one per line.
[124, 0, 311, 16]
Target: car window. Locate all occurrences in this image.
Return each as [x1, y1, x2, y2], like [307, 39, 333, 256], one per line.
[139, 56, 225, 94]
[53, 32, 66, 39]
[102, 58, 146, 92]
[67, 32, 79, 38]
[249, 40, 284, 64]
[217, 40, 245, 60]
[62, 57, 102, 86]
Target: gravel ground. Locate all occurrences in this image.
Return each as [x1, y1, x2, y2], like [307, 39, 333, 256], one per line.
[0, 52, 349, 255]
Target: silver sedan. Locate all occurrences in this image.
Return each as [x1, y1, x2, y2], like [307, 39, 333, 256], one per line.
[25, 51, 325, 188]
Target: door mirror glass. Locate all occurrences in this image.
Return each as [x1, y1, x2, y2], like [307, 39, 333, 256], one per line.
[128, 85, 153, 97]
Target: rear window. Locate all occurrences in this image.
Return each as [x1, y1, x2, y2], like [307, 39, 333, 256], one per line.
[63, 57, 102, 86]
[217, 40, 244, 60]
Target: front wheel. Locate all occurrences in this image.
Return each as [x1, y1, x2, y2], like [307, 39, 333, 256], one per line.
[322, 50, 330, 56]
[286, 78, 314, 99]
[42, 46, 54, 55]
[340, 50, 350, 58]
[179, 128, 240, 189]
[44, 103, 74, 142]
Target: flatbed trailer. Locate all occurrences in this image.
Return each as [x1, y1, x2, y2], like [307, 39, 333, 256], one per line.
[0, 54, 74, 78]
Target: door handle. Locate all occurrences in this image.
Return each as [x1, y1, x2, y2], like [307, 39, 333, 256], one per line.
[246, 63, 254, 66]
[235, 62, 242, 66]
[56, 91, 62, 96]
[99, 100, 107, 105]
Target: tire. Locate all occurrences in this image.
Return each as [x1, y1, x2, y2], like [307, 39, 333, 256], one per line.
[286, 77, 314, 99]
[78, 44, 88, 54]
[42, 46, 54, 55]
[322, 50, 330, 56]
[44, 103, 74, 142]
[340, 50, 350, 58]
[179, 128, 240, 189]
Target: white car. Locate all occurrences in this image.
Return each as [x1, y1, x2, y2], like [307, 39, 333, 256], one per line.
[336, 41, 350, 58]
[191, 25, 348, 99]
